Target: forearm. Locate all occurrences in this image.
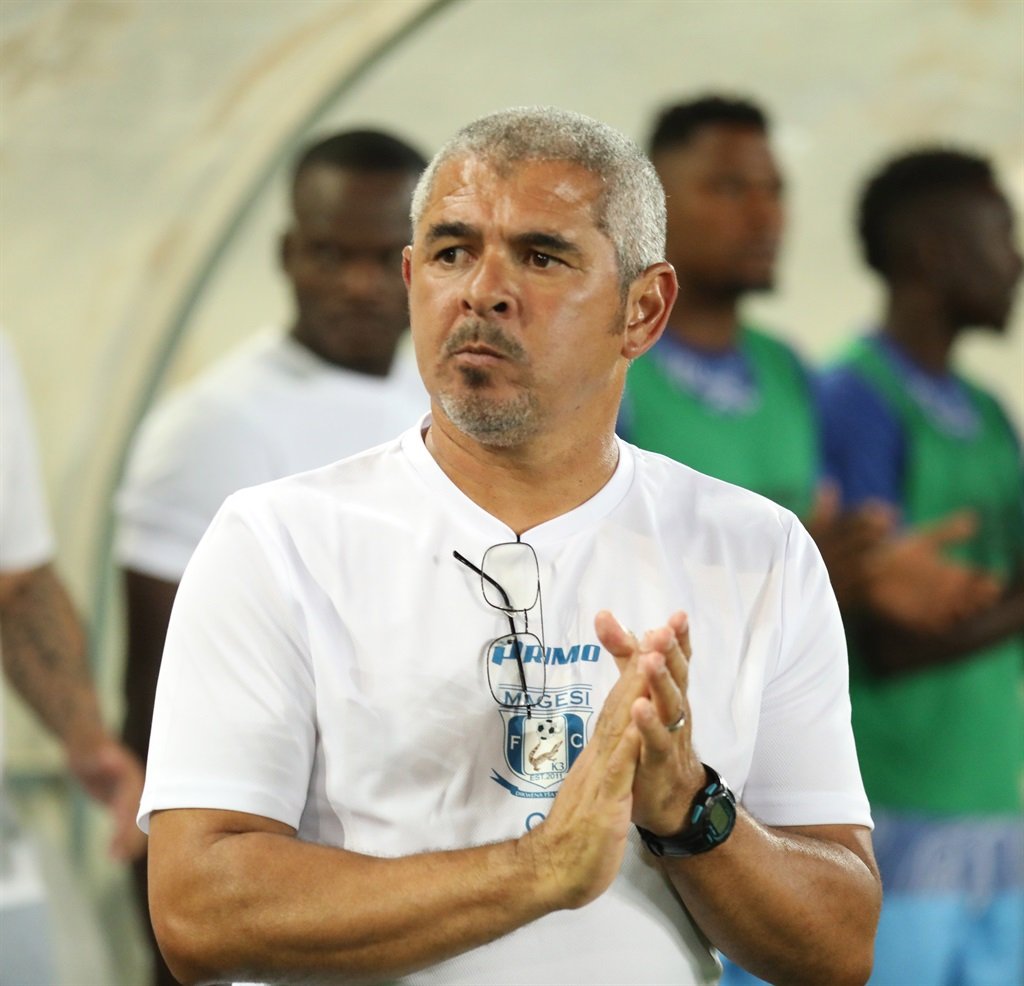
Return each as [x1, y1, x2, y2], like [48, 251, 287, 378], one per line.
[0, 564, 106, 751]
[862, 581, 1024, 677]
[663, 814, 880, 986]
[150, 814, 560, 985]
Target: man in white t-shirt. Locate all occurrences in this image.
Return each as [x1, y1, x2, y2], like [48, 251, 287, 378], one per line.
[141, 108, 882, 986]
[115, 127, 428, 986]
[1, 332, 145, 983]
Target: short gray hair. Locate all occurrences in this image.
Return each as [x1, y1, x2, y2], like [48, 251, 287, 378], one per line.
[410, 106, 666, 285]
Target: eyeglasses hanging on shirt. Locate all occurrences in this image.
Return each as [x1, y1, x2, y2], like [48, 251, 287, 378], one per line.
[453, 541, 547, 718]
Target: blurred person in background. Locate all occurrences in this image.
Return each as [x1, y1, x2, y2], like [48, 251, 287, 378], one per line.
[819, 148, 1024, 986]
[620, 94, 898, 613]
[624, 98, 1008, 986]
[622, 95, 816, 516]
[0, 330, 145, 984]
[114, 127, 427, 986]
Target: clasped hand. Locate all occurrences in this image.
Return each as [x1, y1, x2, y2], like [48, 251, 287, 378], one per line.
[594, 609, 706, 835]
[523, 609, 706, 911]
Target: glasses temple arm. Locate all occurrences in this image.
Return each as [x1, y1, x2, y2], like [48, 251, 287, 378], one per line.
[452, 550, 513, 609]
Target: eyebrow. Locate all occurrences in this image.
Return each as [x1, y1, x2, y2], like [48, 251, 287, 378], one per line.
[510, 231, 582, 260]
[423, 223, 583, 260]
[424, 221, 477, 245]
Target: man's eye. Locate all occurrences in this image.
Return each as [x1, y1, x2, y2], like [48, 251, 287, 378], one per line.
[530, 252, 555, 268]
[436, 247, 462, 264]
[312, 243, 343, 263]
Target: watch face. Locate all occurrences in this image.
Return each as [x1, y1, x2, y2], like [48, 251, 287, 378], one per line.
[708, 799, 733, 836]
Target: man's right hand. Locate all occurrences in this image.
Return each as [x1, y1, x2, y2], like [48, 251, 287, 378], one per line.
[862, 511, 1002, 634]
[520, 648, 644, 910]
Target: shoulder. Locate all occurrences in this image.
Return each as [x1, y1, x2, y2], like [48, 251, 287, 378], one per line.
[741, 325, 812, 383]
[221, 431, 411, 523]
[955, 374, 1021, 440]
[628, 442, 797, 545]
[128, 336, 286, 459]
[742, 324, 804, 362]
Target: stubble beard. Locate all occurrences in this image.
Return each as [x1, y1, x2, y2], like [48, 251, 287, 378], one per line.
[436, 320, 541, 448]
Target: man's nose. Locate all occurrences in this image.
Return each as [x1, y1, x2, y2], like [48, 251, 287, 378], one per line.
[336, 258, 386, 299]
[461, 252, 514, 317]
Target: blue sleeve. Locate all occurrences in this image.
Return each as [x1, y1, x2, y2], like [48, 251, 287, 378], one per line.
[816, 366, 906, 512]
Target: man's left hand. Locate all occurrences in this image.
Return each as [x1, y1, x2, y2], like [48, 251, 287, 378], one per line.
[594, 610, 705, 835]
[68, 736, 147, 862]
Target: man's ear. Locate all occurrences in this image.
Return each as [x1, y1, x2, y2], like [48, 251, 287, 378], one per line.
[402, 245, 413, 290]
[621, 262, 678, 360]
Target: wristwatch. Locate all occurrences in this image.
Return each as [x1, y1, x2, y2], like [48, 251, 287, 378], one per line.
[637, 763, 737, 858]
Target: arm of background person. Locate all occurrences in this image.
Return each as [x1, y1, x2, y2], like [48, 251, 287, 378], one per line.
[147, 658, 649, 986]
[0, 562, 146, 861]
[818, 365, 1001, 635]
[120, 569, 178, 761]
[859, 575, 1024, 677]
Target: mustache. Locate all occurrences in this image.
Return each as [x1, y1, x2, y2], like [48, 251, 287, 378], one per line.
[442, 320, 526, 362]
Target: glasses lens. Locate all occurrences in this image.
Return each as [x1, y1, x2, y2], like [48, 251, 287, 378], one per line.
[481, 542, 540, 611]
[486, 632, 547, 708]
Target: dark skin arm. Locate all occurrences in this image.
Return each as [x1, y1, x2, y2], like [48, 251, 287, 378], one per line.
[121, 568, 178, 761]
[859, 576, 1024, 677]
[0, 562, 145, 860]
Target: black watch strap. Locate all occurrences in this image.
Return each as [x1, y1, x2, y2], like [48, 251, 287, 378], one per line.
[637, 763, 737, 858]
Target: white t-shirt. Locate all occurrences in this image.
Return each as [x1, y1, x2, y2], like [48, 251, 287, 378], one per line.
[141, 418, 870, 985]
[115, 330, 426, 581]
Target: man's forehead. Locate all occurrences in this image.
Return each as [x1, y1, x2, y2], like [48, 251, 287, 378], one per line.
[294, 166, 415, 225]
[419, 153, 604, 228]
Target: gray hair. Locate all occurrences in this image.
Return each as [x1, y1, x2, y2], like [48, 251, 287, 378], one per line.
[410, 106, 666, 285]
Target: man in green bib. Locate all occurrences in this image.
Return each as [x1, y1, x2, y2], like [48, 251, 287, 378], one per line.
[820, 148, 1024, 986]
[621, 96, 817, 518]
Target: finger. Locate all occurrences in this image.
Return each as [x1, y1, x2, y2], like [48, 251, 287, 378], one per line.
[642, 620, 690, 697]
[594, 610, 639, 670]
[668, 610, 691, 660]
[588, 654, 649, 750]
[638, 651, 685, 726]
[920, 510, 978, 547]
[632, 695, 677, 762]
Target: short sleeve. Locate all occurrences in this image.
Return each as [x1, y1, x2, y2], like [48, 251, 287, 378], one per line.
[741, 517, 872, 828]
[0, 333, 54, 571]
[115, 393, 275, 581]
[138, 494, 316, 832]
[818, 366, 905, 511]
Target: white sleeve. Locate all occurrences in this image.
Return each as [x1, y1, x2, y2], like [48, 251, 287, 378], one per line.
[138, 493, 316, 832]
[114, 394, 275, 581]
[741, 516, 872, 828]
[0, 333, 54, 571]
